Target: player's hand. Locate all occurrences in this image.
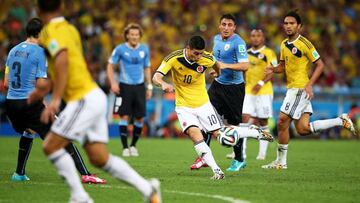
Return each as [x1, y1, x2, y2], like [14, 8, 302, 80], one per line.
[27, 89, 44, 104]
[209, 70, 218, 78]
[41, 99, 61, 124]
[252, 84, 262, 94]
[304, 84, 313, 100]
[110, 82, 120, 94]
[146, 89, 152, 100]
[265, 66, 274, 76]
[161, 83, 174, 93]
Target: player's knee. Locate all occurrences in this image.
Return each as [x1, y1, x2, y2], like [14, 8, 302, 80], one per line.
[296, 126, 311, 136]
[42, 141, 53, 155]
[89, 154, 107, 167]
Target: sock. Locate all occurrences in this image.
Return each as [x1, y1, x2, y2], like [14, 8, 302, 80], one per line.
[242, 138, 247, 160]
[16, 132, 35, 175]
[102, 154, 152, 198]
[48, 148, 89, 201]
[309, 117, 342, 133]
[201, 130, 212, 146]
[277, 144, 288, 165]
[233, 126, 262, 139]
[233, 138, 245, 162]
[258, 126, 270, 156]
[130, 121, 143, 147]
[194, 141, 220, 172]
[119, 120, 128, 149]
[65, 143, 91, 175]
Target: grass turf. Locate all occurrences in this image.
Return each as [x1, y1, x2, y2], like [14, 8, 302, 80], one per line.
[0, 137, 359, 203]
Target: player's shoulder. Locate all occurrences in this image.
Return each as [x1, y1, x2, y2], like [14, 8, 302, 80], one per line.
[263, 46, 276, 54]
[164, 49, 183, 62]
[232, 34, 245, 43]
[281, 38, 288, 45]
[214, 34, 222, 41]
[202, 51, 215, 62]
[298, 35, 314, 49]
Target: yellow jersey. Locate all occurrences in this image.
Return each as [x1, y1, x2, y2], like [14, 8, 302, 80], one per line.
[280, 35, 320, 89]
[246, 46, 277, 95]
[39, 17, 97, 102]
[156, 49, 216, 108]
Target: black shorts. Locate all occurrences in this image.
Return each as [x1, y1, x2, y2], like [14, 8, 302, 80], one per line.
[208, 80, 245, 125]
[116, 83, 146, 118]
[5, 99, 51, 139]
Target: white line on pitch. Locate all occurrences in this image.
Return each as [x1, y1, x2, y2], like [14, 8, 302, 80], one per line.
[1, 181, 250, 203]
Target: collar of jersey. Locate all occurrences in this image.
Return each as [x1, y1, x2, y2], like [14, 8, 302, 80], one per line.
[183, 49, 195, 65]
[125, 42, 140, 49]
[221, 33, 236, 41]
[49, 16, 65, 23]
[286, 34, 301, 44]
[250, 45, 266, 53]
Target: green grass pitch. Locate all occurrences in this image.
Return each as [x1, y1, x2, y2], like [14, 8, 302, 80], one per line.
[0, 137, 359, 203]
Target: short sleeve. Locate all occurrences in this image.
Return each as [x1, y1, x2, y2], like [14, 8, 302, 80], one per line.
[108, 47, 121, 64]
[156, 60, 173, 75]
[144, 45, 151, 68]
[36, 49, 48, 79]
[306, 45, 320, 63]
[236, 39, 248, 63]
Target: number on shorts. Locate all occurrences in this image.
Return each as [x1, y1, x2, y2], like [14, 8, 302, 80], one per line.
[207, 114, 217, 126]
[285, 102, 291, 111]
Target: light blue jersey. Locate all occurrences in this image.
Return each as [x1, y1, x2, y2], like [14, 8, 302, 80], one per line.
[108, 43, 150, 85]
[6, 42, 47, 99]
[212, 33, 248, 85]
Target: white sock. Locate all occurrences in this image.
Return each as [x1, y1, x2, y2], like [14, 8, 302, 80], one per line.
[194, 141, 220, 172]
[48, 148, 89, 201]
[277, 144, 288, 165]
[258, 126, 270, 156]
[233, 126, 260, 139]
[102, 154, 152, 198]
[242, 138, 247, 160]
[310, 117, 342, 133]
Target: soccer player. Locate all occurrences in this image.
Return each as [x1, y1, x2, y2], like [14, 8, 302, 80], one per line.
[262, 11, 356, 169]
[152, 35, 273, 180]
[107, 23, 152, 157]
[36, 1, 161, 202]
[242, 29, 277, 160]
[4, 18, 105, 184]
[190, 14, 250, 172]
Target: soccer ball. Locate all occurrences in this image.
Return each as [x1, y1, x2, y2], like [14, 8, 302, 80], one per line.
[217, 126, 239, 147]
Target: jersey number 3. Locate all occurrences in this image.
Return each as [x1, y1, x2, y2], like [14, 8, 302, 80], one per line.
[12, 61, 21, 89]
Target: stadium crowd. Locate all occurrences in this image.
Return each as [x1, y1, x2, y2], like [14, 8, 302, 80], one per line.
[0, 0, 359, 137]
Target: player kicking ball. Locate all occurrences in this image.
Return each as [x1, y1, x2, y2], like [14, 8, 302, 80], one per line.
[153, 35, 273, 180]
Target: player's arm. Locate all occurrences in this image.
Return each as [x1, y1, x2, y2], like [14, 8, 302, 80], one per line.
[41, 50, 68, 123]
[304, 58, 324, 99]
[217, 61, 249, 71]
[152, 72, 174, 93]
[106, 63, 120, 94]
[28, 78, 51, 104]
[265, 60, 285, 76]
[144, 66, 153, 99]
[3, 66, 9, 89]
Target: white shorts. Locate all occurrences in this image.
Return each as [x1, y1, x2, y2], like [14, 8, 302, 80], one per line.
[280, 88, 313, 120]
[242, 94, 273, 119]
[175, 102, 222, 133]
[51, 88, 109, 145]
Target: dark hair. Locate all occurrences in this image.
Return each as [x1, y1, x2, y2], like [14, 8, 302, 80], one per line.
[37, 0, 61, 12]
[188, 35, 205, 50]
[123, 23, 143, 41]
[26, 18, 43, 38]
[284, 10, 302, 24]
[220, 13, 236, 25]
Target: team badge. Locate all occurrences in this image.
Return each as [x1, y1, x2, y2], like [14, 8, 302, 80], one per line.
[196, 66, 204, 73]
[258, 53, 264, 59]
[139, 51, 145, 58]
[292, 47, 298, 54]
[224, 44, 230, 51]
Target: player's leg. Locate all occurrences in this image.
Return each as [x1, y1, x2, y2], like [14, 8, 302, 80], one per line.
[309, 114, 356, 135]
[256, 94, 273, 160]
[12, 131, 34, 181]
[177, 105, 224, 178]
[257, 118, 270, 160]
[43, 132, 92, 203]
[130, 85, 146, 156]
[117, 83, 132, 157]
[263, 89, 301, 169]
